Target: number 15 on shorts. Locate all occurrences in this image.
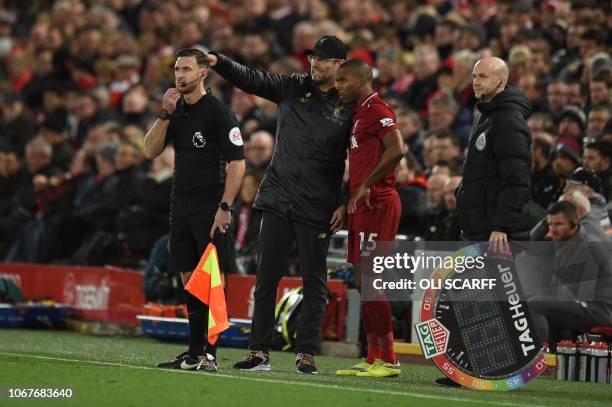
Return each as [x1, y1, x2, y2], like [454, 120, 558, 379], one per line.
[359, 232, 378, 252]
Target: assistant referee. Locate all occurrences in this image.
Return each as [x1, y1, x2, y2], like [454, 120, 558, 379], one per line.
[144, 48, 245, 372]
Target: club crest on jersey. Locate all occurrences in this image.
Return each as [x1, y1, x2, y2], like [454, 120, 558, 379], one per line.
[380, 118, 394, 127]
[193, 131, 206, 148]
[333, 105, 344, 119]
[475, 132, 486, 151]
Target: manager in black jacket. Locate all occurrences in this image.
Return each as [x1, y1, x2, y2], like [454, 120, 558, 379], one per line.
[207, 36, 352, 374]
[456, 57, 532, 250]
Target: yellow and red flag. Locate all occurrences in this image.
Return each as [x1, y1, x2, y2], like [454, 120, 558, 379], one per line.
[185, 243, 229, 345]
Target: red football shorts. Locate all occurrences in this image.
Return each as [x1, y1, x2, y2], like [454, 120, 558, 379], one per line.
[347, 193, 401, 265]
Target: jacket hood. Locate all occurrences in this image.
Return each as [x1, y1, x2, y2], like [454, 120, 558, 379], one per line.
[477, 85, 531, 118]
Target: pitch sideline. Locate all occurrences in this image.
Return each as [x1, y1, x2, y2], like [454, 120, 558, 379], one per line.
[0, 351, 542, 407]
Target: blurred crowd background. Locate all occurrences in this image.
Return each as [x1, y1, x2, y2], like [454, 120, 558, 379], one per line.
[0, 1, 611, 293]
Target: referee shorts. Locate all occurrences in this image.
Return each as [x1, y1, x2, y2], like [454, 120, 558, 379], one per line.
[169, 189, 229, 273]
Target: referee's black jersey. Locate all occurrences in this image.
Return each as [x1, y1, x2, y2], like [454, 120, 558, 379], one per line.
[166, 92, 244, 193]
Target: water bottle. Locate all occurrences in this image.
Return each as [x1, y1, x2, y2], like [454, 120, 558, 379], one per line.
[578, 341, 591, 382]
[589, 342, 609, 384]
[556, 340, 577, 381]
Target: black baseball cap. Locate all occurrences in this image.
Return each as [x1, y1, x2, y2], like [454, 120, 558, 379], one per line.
[568, 167, 602, 193]
[304, 36, 347, 60]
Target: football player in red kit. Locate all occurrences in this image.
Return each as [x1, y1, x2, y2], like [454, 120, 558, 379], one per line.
[335, 60, 404, 377]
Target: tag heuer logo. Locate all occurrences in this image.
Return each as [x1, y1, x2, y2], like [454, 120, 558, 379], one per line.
[475, 132, 487, 151]
[415, 319, 450, 359]
[193, 131, 206, 148]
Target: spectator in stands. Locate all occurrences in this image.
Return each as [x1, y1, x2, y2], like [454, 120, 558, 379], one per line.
[421, 134, 437, 171]
[530, 189, 606, 242]
[583, 141, 612, 202]
[69, 142, 145, 265]
[551, 143, 581, 194]
[121, 84, 156, 132]
[565, 167, 610, 232]
[578, 29, 608, 63]
[70, 90, 122, 146]
[21, 137, 63, 210]
[396, 106, 424, 165]
[401, 45, 439, 118]
[431, 129, 462, 166]
[518, 72, 546, 112]
[532, 132, 559, 210]
[426, 175, 461, 241]
[458, 22, 487, 53]
[110, 55, 142, 108]
[587, 105, 611, 141]
[529, 201, 612, 347]
[430, 160, 461, 178]
[83, 122, 122, 151]
[452, 49, 479, 118]
[427, 95, 471, 150]
[427, 173, 449, 212]
[0, 92, 36, 157]
[230, 88, 258, 135]
[434, 19, 459, 61]
[40, 108, 74, 172]
[527, 111, 555, 135]
[546, 79, 568, 119]
[565, 80, 588, 110]
[396, 152, 427, 238]
[425, 171, 450, 241]
[1, 137, 63, 260]
[0, 150, 25, 243]
[558, 105, 587, 154]
[562, 190, 607, 241]
[589, 72, 610, 107]
[245, 130, 274, 172]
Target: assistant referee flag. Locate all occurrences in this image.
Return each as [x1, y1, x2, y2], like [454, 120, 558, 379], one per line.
[185, 243, 230, 345]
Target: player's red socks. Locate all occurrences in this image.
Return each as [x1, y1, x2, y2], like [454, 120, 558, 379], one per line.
[366, 333, 380, 363]
[362, 302, 380, 363]
[363, 299, 397, 364]
[378, 332, 396, 364]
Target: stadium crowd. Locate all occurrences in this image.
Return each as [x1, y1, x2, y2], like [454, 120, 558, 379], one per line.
[0, 0, 611, 286]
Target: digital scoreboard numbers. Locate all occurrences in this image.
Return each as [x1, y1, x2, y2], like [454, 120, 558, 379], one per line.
[415, 243, 547, 390]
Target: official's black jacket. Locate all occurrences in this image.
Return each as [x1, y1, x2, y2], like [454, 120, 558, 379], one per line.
[211, 52, 352, 228]
[456, 86, 532, 241]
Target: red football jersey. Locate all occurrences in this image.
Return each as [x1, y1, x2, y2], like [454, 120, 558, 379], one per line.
[348, 92, 398, 198]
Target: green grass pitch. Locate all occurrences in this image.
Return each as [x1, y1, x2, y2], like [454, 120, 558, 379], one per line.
[0, 329, 610, 407]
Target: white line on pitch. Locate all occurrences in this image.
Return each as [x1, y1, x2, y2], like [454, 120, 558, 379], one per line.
[0, 352, 544, 407]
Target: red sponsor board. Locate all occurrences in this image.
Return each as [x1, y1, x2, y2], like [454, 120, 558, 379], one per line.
[0, 263, 145, 325]
[0, 263, 347, 338]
